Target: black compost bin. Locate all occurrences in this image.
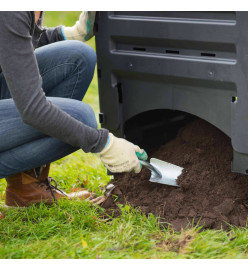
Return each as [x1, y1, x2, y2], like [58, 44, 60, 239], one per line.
[95, 11, 248, 175]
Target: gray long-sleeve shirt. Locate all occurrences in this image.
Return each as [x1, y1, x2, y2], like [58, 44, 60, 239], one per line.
[0, 11, 108, 153]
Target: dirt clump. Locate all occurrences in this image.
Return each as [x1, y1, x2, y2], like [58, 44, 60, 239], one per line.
[104, 119, 248, 230]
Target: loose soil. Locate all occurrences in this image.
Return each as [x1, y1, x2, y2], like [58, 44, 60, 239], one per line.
[103, 119, 248, 230]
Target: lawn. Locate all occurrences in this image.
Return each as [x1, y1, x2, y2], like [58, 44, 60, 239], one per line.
[0, 12, 248, 259]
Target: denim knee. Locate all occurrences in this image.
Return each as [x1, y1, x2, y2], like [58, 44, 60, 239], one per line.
[49, 97, 98, 129]
[76, 102, 98, 129]
[68, 101, 97, 129]
[68, 40, 96, 77]
[64, 40, 96, 100]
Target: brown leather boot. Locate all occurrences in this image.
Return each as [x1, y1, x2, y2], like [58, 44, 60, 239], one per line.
[38, 164, 92, 201]
[5, 164, 92, 207]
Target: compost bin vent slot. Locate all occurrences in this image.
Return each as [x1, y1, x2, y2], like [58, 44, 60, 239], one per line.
[201, 52, 216, 57]
[97, 69, 101, 79]
[133, 47, 146, 51]
[99, 112, 104, 124]
[117, 83, 123, 104]
[166, 50, 180, 54]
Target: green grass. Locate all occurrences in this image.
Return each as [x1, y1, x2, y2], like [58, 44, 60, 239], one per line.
[1, 12, 248, 259]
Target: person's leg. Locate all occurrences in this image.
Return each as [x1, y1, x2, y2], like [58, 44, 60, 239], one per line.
[0, 40, 96, 101]
[37, 40, 96, 100]
[0, 40, 97, 178]
[0, 97, 97, 178]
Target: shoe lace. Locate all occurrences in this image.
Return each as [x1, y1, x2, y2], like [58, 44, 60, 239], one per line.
[38, 177, 66, 203]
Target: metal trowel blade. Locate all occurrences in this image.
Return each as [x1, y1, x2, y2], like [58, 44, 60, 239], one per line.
[149, 158, 183, 187]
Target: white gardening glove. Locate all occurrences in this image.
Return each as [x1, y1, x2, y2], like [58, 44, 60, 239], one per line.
[63, 11, 96, 42]
[97, 133, 148, 174]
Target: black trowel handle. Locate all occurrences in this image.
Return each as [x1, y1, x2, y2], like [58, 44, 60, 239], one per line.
[139, 160, 162, 177]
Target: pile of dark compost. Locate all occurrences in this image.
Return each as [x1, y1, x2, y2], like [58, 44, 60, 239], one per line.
[103, 119, 248, 230]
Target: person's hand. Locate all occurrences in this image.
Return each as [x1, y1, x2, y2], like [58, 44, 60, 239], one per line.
[97, 133, 148, 173]
[63, 11, 96, 42]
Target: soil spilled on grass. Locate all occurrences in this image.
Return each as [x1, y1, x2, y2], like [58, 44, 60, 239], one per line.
[103, 119, 248, 230]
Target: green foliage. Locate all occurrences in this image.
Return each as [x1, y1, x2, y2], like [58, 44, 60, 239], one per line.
[43, 12, 81, 28]
[1, 199, 248, 258]
[1, 12, 248, 259]
[50, 152, 111, 196]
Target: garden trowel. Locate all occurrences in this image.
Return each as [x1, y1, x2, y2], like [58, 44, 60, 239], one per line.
[140, 158, 183, 187]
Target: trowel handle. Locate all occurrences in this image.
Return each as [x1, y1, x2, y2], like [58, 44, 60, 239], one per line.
[139, 160, 161, 177]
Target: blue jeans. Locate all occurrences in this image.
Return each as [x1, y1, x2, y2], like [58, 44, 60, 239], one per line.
[0, 40, 97, 178]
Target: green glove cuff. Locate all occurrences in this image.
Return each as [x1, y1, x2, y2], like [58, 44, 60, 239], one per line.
[136, 150, 148, 161]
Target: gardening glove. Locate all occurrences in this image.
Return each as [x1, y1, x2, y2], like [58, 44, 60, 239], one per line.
[62, 11, 96, 42]
[97, 133, 148, 174]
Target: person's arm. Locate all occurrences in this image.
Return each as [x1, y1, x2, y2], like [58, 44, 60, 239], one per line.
[37, 25, 64, 47]
[0, 12, 108, 153]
